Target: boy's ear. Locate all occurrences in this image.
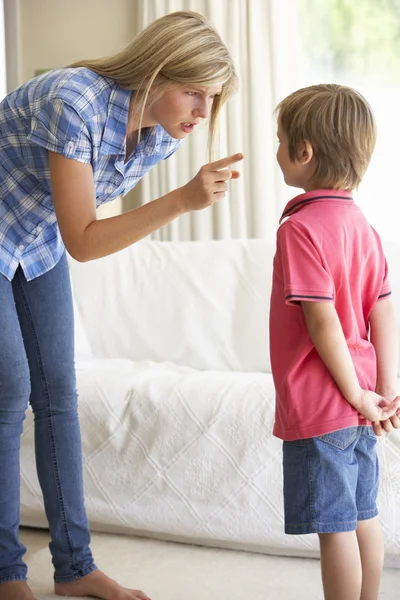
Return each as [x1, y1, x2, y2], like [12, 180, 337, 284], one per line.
[297, 139, 314, 165]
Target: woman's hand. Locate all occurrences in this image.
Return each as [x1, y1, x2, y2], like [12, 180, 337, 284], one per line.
[179, 153, 243, 212]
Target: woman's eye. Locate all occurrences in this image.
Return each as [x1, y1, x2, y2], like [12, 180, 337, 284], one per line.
[187, 91, 198, 96]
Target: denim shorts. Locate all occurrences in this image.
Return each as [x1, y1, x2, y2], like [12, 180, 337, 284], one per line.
[282, 426, 379, 534]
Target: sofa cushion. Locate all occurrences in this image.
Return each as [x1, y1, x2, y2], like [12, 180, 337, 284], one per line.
[68, 240, 274, 373]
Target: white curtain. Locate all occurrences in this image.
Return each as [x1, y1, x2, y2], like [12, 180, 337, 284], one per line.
[128, 0, 299, 241]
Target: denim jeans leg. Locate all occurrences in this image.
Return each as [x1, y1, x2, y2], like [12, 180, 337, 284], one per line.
[0, 273, 30, 583]
[13, 253, 97, 583]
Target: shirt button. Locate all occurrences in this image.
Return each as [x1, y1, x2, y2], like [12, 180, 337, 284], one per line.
[18, 244, 25, 251]
[36, 226, 43, 233]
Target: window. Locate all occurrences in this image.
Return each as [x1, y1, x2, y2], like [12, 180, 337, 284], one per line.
[296, 0, 400, 240]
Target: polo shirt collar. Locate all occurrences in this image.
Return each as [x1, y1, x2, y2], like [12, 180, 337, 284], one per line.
[280, 189, 353, 223]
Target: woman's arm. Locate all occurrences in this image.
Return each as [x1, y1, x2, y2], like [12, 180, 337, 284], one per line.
[49, 151, 243, 262]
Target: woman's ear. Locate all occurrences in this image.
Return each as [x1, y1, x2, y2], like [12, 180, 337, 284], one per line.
[297, 139, 314, 165]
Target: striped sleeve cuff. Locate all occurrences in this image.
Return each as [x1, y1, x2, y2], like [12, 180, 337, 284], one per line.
[377, 290, 392, 300]
[285, 293, 333, 305]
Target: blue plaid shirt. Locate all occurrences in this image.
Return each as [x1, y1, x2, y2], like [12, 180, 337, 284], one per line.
[0, 67, 182, 281]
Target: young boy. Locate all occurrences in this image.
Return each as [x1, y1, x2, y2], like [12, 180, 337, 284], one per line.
[270, 84, 400, 600]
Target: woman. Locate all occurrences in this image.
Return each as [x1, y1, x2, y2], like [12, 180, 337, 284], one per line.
[0, 11, 242, 600]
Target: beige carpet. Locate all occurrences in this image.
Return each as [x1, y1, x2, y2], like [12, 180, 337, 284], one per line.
[21, 527, 399, 599]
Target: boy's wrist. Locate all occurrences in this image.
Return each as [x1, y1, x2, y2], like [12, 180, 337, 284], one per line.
[344, 386, 364, 411]
[375, 387, 398, 399]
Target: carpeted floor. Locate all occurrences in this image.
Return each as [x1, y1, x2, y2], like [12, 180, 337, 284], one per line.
[21, 527, 399, 599]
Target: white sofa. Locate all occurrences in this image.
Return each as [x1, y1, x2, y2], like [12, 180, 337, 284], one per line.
[20, 239, 400, 567]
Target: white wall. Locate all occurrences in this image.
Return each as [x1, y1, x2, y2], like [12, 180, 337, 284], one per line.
[0, 0, 6, 99]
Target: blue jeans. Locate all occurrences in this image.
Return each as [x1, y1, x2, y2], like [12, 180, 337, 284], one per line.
[0, 253, 96, 584]
[283, 426, 379, 535]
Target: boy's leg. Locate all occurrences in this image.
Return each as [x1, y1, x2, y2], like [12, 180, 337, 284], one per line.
[356, 517, 384, 600]
[284, 429, 373, 600]
[355, 428, 382, 600]
[318, 532, 362, 600]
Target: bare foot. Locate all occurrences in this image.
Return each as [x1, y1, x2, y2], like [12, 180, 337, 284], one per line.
[54, 570, 151, 599]
[0, 581, 37, 600]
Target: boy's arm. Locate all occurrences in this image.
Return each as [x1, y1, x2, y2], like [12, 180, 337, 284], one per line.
[369, 297, 400, 433]
[369, 297, 398, 397]
[301, 301, 400, 422]
[301, 302, 362, 408]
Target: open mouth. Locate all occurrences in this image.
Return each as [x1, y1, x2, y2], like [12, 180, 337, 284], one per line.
[181, 122, 197, 133]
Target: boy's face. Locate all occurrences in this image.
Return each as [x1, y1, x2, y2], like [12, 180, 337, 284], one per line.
[276, 126, 313, 190]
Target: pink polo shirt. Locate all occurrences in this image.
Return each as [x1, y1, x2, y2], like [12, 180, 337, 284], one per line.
[270, 190, 391, 441]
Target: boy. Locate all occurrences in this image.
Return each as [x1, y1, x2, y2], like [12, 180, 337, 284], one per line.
[270, 84, 400, 600]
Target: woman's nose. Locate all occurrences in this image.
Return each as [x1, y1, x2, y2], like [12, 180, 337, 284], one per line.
[193, 98, 211, 119]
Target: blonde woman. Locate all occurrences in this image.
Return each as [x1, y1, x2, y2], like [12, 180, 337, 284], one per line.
[0, 11, 242, 600]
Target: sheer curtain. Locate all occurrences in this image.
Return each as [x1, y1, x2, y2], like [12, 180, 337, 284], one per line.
[290, 0, 400, 242]
[125, 0, 299, 241]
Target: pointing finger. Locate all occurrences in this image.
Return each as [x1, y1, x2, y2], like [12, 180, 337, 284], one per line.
[206, 153, 244, 171]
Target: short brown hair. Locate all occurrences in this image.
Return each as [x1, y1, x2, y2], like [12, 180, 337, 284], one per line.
[274, 84, 377, 190]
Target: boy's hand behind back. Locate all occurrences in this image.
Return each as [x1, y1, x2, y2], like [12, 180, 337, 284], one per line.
[372, 395, 400, 436]
[358, 390, 400, 425]
[301, 301, 400, 431]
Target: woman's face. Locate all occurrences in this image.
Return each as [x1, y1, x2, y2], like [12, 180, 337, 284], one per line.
[144, 84, 222, 139]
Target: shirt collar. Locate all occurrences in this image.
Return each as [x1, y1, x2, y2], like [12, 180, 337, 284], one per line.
[99, 86, 165, 158]
[99, 85, 131, 157]
[135, 125, 164, 157]
[279, 189, 354, 223]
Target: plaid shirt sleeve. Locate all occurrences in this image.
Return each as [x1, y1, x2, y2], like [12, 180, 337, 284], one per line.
[26, 98, 93, 163]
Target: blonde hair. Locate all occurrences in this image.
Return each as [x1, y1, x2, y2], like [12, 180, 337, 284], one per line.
[274, 84, 377, 190]
[70, 11, 238, 157]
